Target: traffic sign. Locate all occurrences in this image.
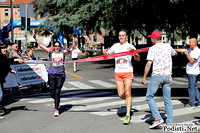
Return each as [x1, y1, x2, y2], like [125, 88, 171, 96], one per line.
[20, 4, 34, 18]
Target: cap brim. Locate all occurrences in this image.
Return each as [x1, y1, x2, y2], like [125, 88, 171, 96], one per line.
[147, 35, 152, 37]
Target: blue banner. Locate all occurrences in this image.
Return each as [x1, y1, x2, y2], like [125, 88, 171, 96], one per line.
[1, 20, 49, 42]
[57, 32, 65, 50]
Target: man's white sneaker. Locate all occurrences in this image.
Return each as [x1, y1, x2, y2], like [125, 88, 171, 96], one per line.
[149, 118, 164, 129]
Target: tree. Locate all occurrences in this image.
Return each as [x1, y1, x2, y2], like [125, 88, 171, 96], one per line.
[32, 0, 200, 47]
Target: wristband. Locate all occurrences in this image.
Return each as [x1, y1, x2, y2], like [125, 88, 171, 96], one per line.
[66, 48, 70, 52]
[185, 54, 189, 56]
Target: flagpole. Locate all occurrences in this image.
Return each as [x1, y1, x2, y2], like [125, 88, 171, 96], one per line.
[10, 0, 14, 43]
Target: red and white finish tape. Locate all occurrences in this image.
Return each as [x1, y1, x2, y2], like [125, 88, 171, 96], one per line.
[24, 47, 149, 64]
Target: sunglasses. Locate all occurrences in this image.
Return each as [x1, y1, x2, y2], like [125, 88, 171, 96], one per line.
[54, 46, 60, 47]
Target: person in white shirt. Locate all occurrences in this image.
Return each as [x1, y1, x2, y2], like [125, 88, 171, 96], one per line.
[176, 38, 200, 108]
[142, 31, 177, 128]
[71, 38, 81, 73]
[103, 29, 140, 125]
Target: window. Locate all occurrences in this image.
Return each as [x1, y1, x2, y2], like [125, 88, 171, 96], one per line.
[3, 19, 9, 26]
[4, 9, 9, 17]
[93, 35, 97, 42]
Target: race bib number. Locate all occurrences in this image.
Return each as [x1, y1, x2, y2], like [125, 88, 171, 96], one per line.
[52, 52, 64, 66]
[116, 58, 129, 68]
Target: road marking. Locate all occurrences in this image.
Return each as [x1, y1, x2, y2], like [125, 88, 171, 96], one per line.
[88, 80, 116, 88]
[60, 94, 117, 106]
[173, 77, 188, 81]
[93, 99, 182, 116]
[172, 79, 188, 85]
[71, 96, 159, 111]
[65, 70, 83, 79]
[130, 104, 200, 124]
[67, 81, 95, 89]
[109, 79, 115, 82]
[28, 90, 94, 103]
[110, 78, 145, 86]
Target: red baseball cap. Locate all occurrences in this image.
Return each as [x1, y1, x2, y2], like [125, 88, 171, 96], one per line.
[147, 31, 162, 38]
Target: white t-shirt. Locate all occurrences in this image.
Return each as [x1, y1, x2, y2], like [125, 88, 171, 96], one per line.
[71, 47, 81, 58]
[147, 43, 176, 76]
[186, 47, 200, 74]
[108, 42, 136, 73]
[43, 36, 51, 46]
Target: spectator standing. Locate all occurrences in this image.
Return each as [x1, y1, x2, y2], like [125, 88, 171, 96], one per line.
[142, 31, 177, 128]
[71, 38, 81, 73]
[176, 38, 200, 108]
[0, 44, 24, 119]
[23, 49, 33, 60]
[9, 43, 22, 59]
[31, 47, 36, 60]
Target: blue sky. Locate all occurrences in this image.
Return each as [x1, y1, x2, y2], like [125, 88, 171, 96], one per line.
[0, 0, 7, 2]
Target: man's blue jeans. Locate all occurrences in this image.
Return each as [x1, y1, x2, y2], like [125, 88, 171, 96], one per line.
[146, 75, 173, 124]
[0, 83, 3, 109]
[188, 74, 200, 106]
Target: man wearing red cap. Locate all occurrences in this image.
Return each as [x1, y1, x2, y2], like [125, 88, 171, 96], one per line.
[142, 31, 177, 128]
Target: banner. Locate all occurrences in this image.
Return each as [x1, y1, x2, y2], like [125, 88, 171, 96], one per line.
[4, 73, 19, 88]
[4, 64, 48, 87]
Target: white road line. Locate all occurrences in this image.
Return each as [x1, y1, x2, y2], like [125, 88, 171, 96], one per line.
[130, 105, 200, 124]
[132, 82, 143, 86]
[61, 86, 77, 91]
[28, 90, 94, 103]
[60, 95, 118, 106]
[67, 81, 95, 89]
[135, 77, 188, 85]
[173, 77, 188, 81]
[71, 96, 159, 111]
[28, 98, 53, 103]
[172, 80, 188, 85]
[134, 78, 150, 83]
[109, 78, 145, 86]
[109, 79, 115, 82]
[88, 80, 116, 88]
[94, 99, 182, 116]
[71, 100, 125, 111]
[133, 78, 142, 82]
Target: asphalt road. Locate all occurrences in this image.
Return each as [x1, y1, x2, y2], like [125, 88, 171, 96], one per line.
[0, 49, 199, 133]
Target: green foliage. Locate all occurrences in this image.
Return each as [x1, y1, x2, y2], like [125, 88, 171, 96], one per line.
[32, 0, 200, 39]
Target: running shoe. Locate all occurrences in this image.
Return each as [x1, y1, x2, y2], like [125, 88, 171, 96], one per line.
[149, 118, 164, 129]
[0, 116, 4, 119]
[123, 115, 130, 125]
[54, 109, 59, 117]
[0, 110, 4, 113]
[184, 103, 195, 109]
[195, 104, 200, 108]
